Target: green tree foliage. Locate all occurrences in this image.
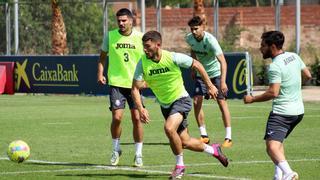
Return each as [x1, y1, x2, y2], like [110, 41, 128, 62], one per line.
[18, 2, 52, 54]
[60, 2, 103, 54]
[0, 4, 7, 55]
[0, 1, 117, 55]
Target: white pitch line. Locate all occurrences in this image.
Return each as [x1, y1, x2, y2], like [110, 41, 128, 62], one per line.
[0, 158, 249, 180]
[202, 103, 320, 111]
[150, 114, 320, 122]
[1, 158, 319, 179]
[146, 158, 320, 168]
[42, 122, 72, 125]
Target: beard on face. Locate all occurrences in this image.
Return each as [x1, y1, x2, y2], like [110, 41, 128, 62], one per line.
[146, 52, 155, 59]
[262, 48, 272, 59]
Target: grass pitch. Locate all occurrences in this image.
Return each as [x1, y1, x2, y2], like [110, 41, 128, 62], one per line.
[0, 94, 319, 179]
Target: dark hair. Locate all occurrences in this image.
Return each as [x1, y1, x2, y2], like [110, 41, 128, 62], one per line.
[116, 8, 133, 19]
[142, 30, 162, 44]
[188, 16, 203, 26]
[261, 31, 285, 49]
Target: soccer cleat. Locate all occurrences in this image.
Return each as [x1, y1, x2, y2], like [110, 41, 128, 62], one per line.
[273, 174, 282, 180]
[212, 143, 229, 167]
[221, 138, 233, 148]
[169, 165, 185, 179]
[282, 171, 299, 180]
[110, 150, 122, 166]
[199, 135, 210, 144]
[134, 154, 143, 167]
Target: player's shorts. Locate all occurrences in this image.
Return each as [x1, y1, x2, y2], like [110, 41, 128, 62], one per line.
[109, 86, 141, 111]
[193, 76, 226, 100]
[264, 111, 304, 142]
[160, 96, 192, 134]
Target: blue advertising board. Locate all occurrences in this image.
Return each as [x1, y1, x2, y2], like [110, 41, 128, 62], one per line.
[0, 53, 252, 98]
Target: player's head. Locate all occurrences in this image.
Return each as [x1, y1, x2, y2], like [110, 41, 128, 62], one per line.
[188, 16, 205, 41]
[142, 31, 162, 59]
[260, 31, 285, 59]
[116, 8, 133, 34]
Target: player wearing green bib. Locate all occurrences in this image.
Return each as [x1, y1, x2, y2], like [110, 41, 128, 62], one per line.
[186, 16, 232, 148]
[244, 31, 312, 180]
[132, 31, 229, 179]
[97, 8, 144, 167]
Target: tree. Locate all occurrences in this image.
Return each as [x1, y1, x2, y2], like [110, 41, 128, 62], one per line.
[51, 0, 68, 55]
[193, 0, 207, 26]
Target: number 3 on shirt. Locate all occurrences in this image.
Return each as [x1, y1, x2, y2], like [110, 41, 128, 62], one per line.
[124, 52, 129, 62]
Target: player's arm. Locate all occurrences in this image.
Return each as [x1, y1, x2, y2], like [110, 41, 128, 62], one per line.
[190, 51, 197, 80]
[302, 67, 312, 82]
[97, 50, 107, 85]
[192, 59, 218, 100]
[216, 54, 228, 94]
[132, 80, 150, 124]
[243, 83, 280, 104]
[131, 61, 150, 124]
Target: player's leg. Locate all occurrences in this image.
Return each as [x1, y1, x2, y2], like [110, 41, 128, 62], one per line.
[165, 113, 186, 179]
[266, 140, 285, 180]
[194, 95, 210, 143]
[179, 128, 228, 167]
[130, 108, 144, 167]
[161, 97, 191, 179]
[127, 88, 144, 167]
[165, 113, 184, 156]
[193, 77, 210, 144]
[109, 86, 126, 166]
[212, 76, 232, 148]
[217, 99, 232, 148]
[264, 112, 303, 179]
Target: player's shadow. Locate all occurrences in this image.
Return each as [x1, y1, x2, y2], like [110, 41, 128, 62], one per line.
[29, 161, 168, 179]
[56, 173, 166, 178]
[28, 161, 104, 167]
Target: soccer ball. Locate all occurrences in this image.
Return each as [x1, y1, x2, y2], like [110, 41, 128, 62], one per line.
[7, 140, 30, 163]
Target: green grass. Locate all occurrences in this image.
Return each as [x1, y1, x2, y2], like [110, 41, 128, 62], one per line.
[0, 95, 319, 179]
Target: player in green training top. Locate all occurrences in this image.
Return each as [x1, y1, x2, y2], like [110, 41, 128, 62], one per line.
[132, 30, 229, 179]
[244, 31, 312, 180]
[97, 8, 144, 167]
[185, 16, 232, 148]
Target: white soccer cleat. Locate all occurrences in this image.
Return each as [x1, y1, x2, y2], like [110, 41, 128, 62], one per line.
[110, 150, 122, 166]
[282, 171, 299, 180]
[134, 154, 143, 167]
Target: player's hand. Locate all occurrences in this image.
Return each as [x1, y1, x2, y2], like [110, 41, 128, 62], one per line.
[139, 108, 150, 124]
[207, 85, 218, 100]
[243, 95, 253, 104]
[97, 75, 107, 85]
[221, 82, 228, 96]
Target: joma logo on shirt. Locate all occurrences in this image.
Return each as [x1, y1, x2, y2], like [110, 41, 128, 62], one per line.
[193, 50, 208, 56]
[284, 55, 295, 65]
[148, 67, 170, 76]
[116, 43, 136, 49]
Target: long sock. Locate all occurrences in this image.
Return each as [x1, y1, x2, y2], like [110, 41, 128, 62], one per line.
[203, 144, 214, 155]
[278, 160, 293, 175]
[135, 142, 143, 156]
[199, 125, 208, 136]
[112, 138, 120, 152]
[274, 164, 283, 179]
[225, 127, 232, 140]
[176, 153, 184, 166]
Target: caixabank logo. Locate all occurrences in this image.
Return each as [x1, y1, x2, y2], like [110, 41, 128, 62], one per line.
[15, 59, 79, 92]
[232, 59, 247, 95]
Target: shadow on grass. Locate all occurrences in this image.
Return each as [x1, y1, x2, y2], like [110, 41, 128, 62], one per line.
[56, 173, 165, 178]
[28, 161, 168, 179]
[28, 162, 101, 167]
